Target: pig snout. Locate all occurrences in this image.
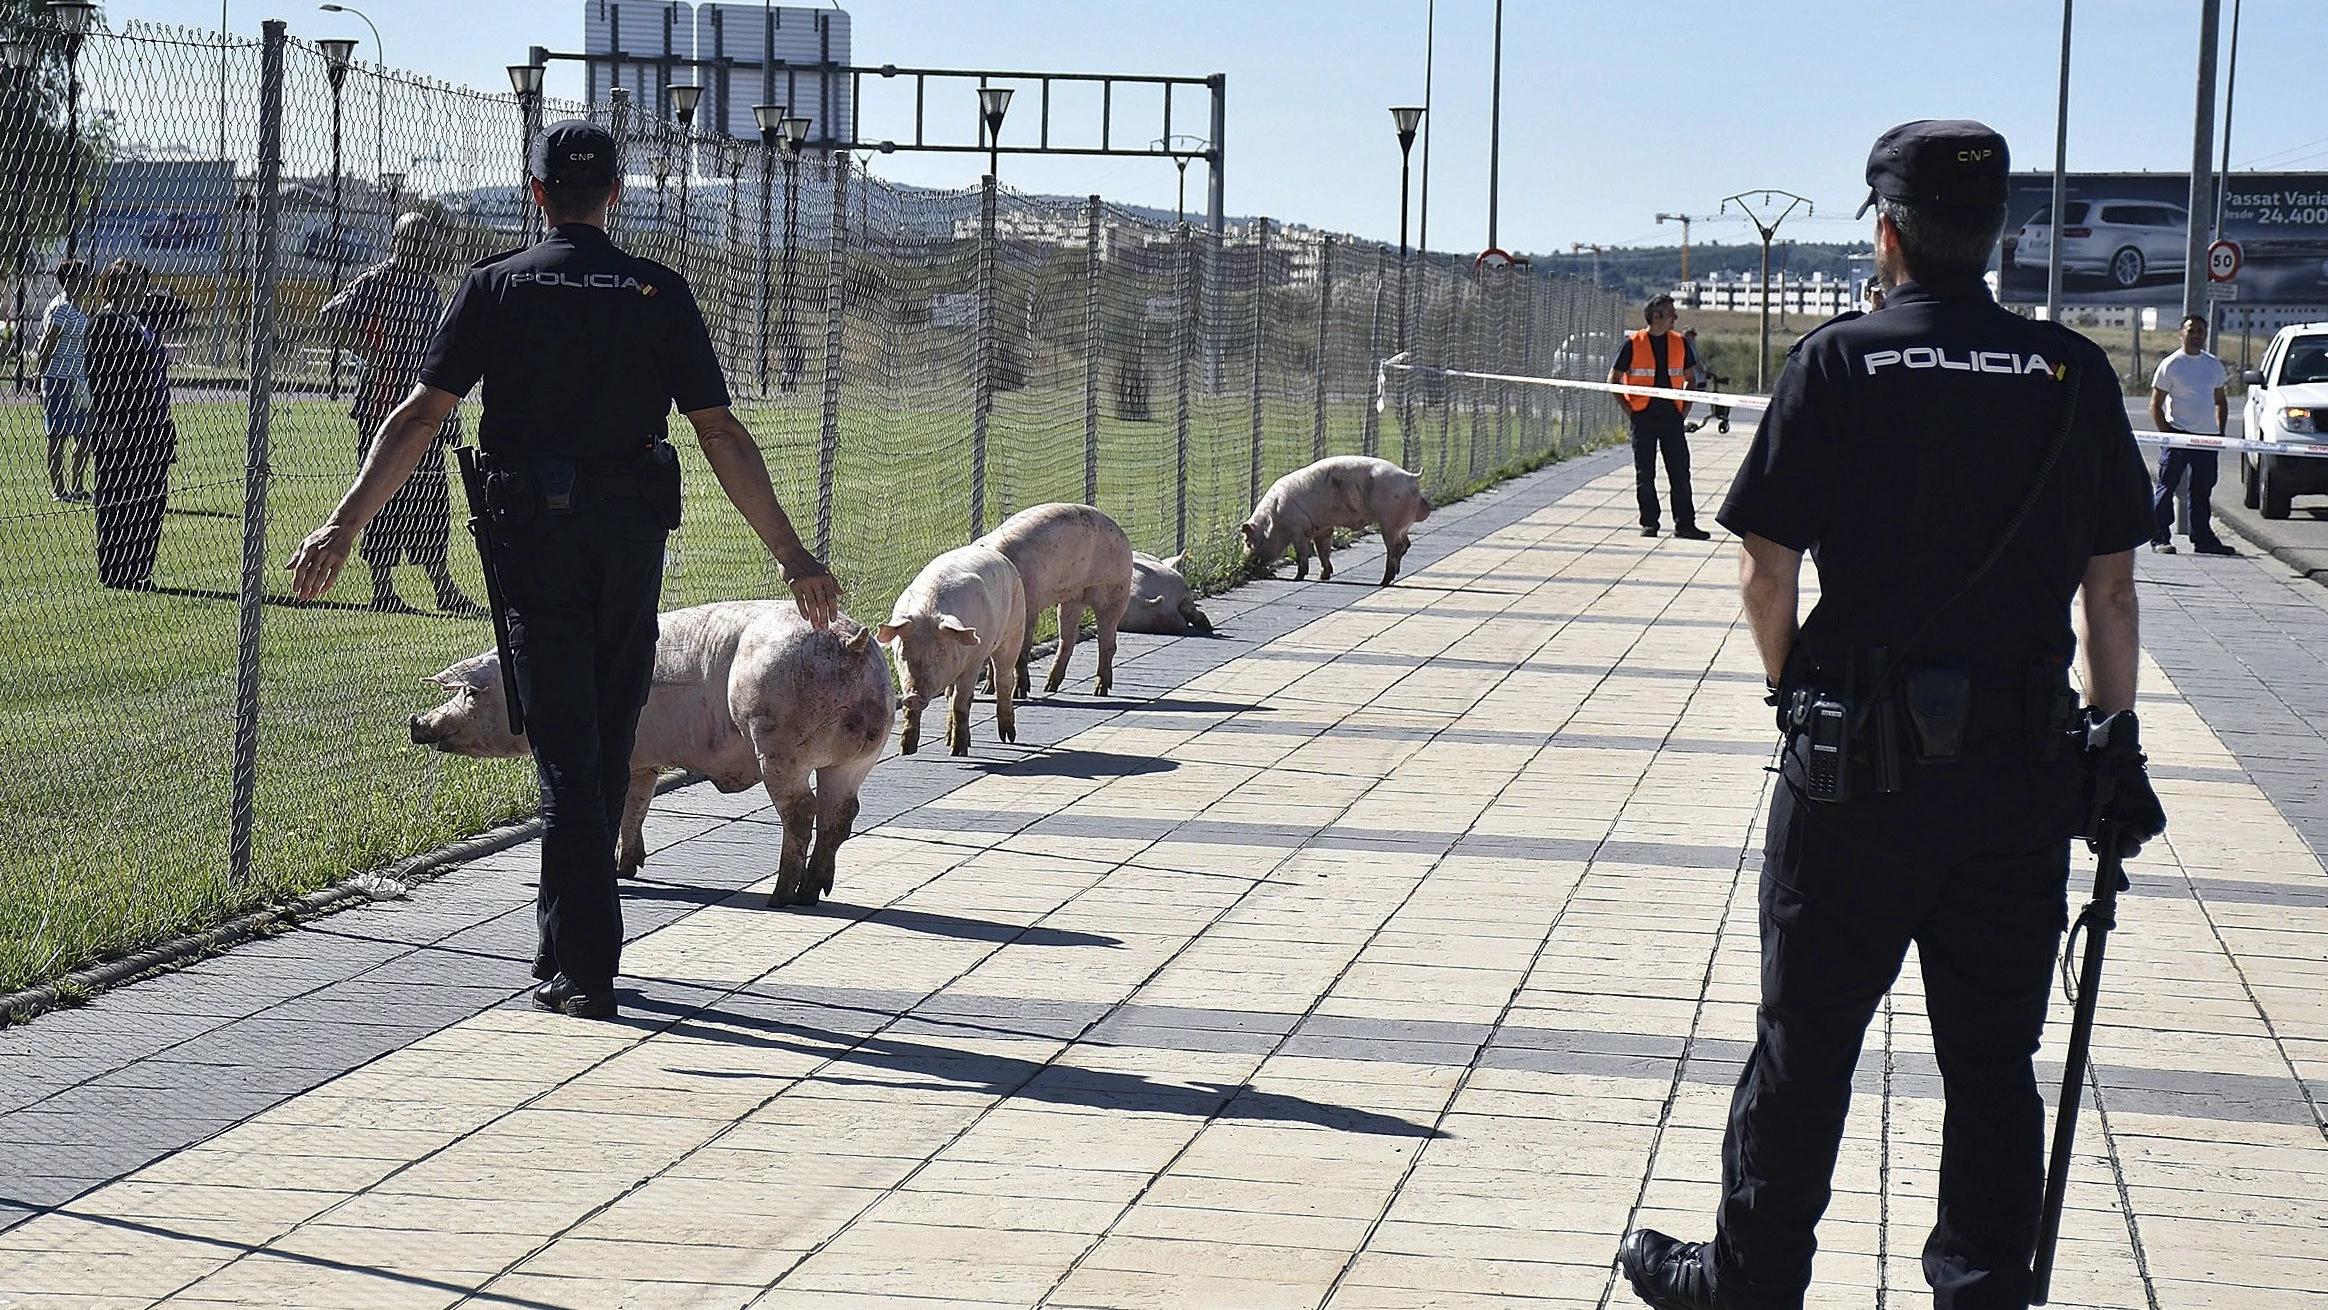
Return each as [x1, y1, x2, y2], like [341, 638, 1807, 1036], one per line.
[408, 712, 431, 745]
[903, 692, 928, 713]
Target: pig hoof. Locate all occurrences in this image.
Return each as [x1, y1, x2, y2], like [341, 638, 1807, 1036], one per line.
[1044, 673, 1065, 694]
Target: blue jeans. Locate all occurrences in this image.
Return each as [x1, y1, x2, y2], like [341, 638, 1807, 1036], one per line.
[2151, 446, 2221, 547]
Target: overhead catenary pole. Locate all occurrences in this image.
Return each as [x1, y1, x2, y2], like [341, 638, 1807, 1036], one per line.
[1720, 189, 1813, 391]
[2181, 0, 2221, 326]
[2211, 0, 2242, 339]
[2045, 0, 2073, 323]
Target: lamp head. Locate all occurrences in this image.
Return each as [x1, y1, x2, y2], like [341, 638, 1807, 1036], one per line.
[667, 83, 701, 125]
[318, 37, 358, 73]
[507, 63, 544, 98]
[1390, 105, 1423, 150]
[380, 170, 406, 194]
[780, 116, 811, 152]
[978, 85, 1013, 132]
[47, 2, 96, 37]
[0, 41, 34, 72]
[753, 103, 784, 145]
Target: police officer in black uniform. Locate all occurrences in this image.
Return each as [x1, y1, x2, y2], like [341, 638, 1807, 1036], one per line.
[1616, 122, 2167, 1310]
[288, 120, 841, 1020]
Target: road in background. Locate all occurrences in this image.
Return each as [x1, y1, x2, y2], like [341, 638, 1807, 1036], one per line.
[2125, 397, 2328, 582]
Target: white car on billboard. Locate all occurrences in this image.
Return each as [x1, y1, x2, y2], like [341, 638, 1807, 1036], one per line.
[2238, 322, 2328, 519]
[2005, 199, 2188, 288]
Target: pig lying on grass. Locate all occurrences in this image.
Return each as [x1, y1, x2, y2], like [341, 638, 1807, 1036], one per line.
[411, 600, 891, 908]
[878, 544, 1026, 757]
[976, 503, 1134, 696]
[1240, 455, 1430, 585]
[1120, 552, 1213, 635]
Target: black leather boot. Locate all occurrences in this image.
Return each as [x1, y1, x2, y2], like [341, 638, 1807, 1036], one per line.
[1617, 1229, 1717, 1310]
[533, 975, 617, 1019]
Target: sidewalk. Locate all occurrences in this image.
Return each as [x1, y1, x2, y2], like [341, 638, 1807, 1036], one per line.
[2, 436, 2323, 1310]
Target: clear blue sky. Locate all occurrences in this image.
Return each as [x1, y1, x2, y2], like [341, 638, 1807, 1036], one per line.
[108, 1, 2313, 257]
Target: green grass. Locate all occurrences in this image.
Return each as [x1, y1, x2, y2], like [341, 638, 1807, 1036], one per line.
[0, 378, 1617, 994]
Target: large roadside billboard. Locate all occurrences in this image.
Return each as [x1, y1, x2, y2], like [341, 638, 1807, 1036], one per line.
[1997, 171, 2328, 308]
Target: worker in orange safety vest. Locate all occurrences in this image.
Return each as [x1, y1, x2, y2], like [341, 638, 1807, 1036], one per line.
[1606, 293, 1708, 539]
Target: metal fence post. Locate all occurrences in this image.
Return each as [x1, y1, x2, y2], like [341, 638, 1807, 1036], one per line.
[1083, 194, 1100, 507]
[1174, 221, 1194, 553]
[816, 154, 848, 561]
[972, 173, 996, 539]
[1362, 245, 1386, 458]
[1248, 218, 1268, 509]
[228, 20, 287, 886]
[1311, 233, 1333, 464]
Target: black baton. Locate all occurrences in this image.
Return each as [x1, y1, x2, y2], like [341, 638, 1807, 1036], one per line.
[454, 445, 525, 737]
[2028, 813, 2126, 1304]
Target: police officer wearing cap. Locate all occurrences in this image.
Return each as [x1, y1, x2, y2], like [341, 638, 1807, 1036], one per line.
[287, 120, 841, 1020]
[1617, 121, 2167, 1310]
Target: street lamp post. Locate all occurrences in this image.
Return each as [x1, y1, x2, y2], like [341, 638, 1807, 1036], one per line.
[1391, 106, 1422, 356]
[650, 152, 669, 236]
[506, 61, 544, 242]
[778, 113, 809, 392]
[978, 85, 1012, 182]
[3, 39, 36, 391]
[316, 4, 382, 184]
[667, 83, 699, 275]
[320, 36, 358, 401]
[51, 2, 95, 261]
[753, 103, 782, 395]
[380, 168, 404, 217]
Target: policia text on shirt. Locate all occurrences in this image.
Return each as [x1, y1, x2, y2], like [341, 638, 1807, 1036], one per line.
[285, 120, 842, 1022]
[1615, 120, 2167, 1310]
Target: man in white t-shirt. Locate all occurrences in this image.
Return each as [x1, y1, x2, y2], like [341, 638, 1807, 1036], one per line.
[2149, 313, 2236, 556]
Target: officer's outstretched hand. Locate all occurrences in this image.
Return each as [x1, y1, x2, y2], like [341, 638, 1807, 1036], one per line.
[2080, 709, 2167, 859]
[785, 556, 841, 631]
[285, 523, 356, 601]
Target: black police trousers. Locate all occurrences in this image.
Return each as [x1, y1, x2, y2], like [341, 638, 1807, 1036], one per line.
[1713, 724, 2080, 1310]
[495, 498, 666, 989]
[1629, 407, 1696, 531]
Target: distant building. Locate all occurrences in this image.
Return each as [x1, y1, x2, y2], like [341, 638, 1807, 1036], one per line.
[1672, 271, 1860, 316]
[584, 2, 853, 147]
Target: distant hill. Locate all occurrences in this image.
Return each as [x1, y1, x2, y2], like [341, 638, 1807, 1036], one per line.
[1528, 241, 1874, 300]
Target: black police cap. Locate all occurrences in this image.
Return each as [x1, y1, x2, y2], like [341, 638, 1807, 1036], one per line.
[1856, 120, 2009, 218]
[529, 119, 618, 185]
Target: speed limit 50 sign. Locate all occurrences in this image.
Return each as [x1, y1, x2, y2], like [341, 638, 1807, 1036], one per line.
[2207, 238, 2242, 282]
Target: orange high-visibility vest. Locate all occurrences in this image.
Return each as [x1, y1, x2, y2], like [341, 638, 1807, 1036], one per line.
[1620, 329, 1690, 414]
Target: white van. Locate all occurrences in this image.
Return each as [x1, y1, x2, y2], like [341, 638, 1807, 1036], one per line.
[2238, 321, 2328, 519]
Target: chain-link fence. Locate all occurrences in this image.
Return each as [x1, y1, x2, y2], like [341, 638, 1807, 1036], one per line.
[1, 19, 1626, 995]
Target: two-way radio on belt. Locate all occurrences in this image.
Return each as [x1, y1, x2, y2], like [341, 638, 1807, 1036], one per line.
[1372, 353, 2328, 460]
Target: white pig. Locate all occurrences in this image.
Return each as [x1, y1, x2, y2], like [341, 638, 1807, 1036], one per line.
[1240, 455, 1431, 585]
[974, 503, 1134, 696]
[409, 600, 892, 909]
[1120, 552, 1213, 636]
[877, 544, 1026, 757]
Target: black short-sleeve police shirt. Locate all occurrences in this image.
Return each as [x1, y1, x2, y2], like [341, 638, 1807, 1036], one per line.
[420, 223, 729, 464]
[1717, 280, 2153, 668]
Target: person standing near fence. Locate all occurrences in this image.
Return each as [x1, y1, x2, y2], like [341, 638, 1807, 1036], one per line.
[285, 120, 841, 1021]
[317, 213, 482, 614]
[2147, 313, 2237, 557]
[84, 260, 178, 591]
[1608, 294, 1708, 539]
[35, 259, 95, 503]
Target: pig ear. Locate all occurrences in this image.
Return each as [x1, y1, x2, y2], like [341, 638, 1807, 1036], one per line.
[1163, 552, 1186, 572]
[840, 625, 872, 656]
[1238, 522, 1258, 544]
[937, 617, 981, 646]
[1139, 594, 1165, 609]
[875, 621, 903, 645]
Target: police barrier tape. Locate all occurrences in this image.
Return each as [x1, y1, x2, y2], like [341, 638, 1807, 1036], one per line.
[1371, 354, 2328, 460]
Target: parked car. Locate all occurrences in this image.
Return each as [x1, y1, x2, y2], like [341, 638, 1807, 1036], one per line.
[2006, 199, 2187, 288]
[2237, 321, 2328, 519]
